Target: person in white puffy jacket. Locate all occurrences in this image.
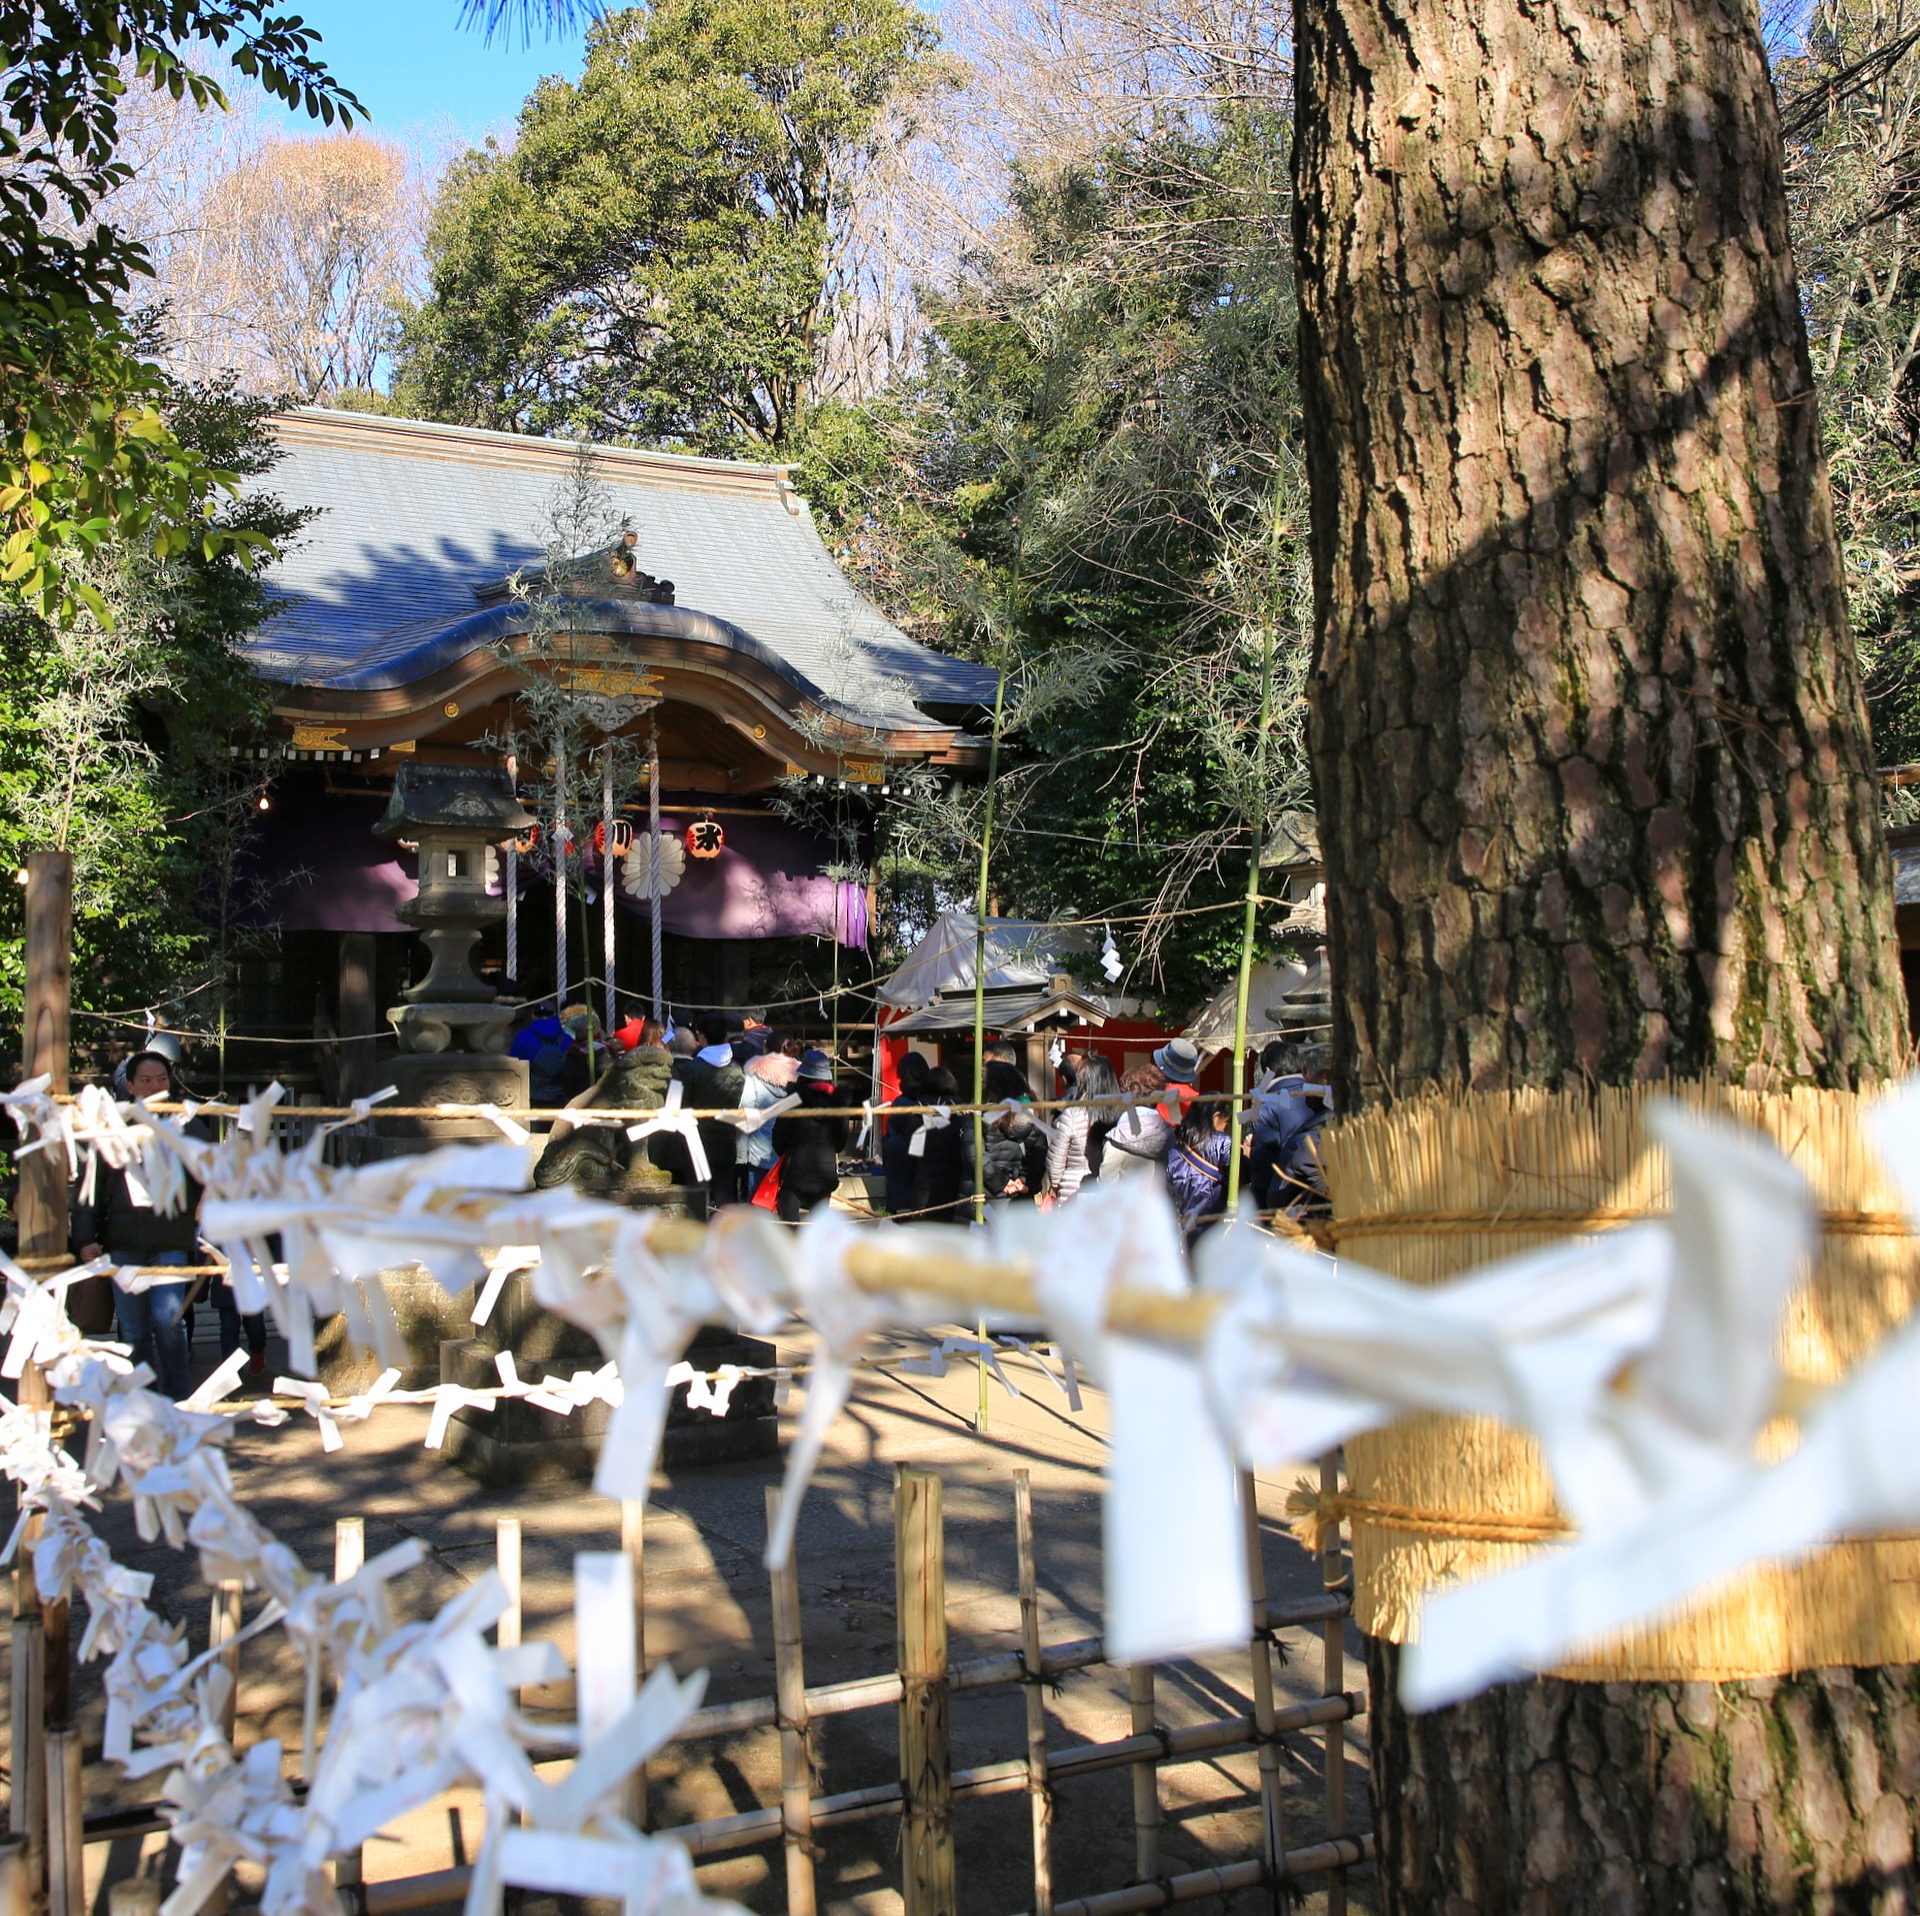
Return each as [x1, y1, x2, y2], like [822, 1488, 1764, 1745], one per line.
[1048, 1052, 1120, 1202]
[1101, 1062, 1175, 1179]
[737, 1050, 799, 1197]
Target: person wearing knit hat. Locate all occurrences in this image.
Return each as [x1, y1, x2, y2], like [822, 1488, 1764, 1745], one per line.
[773, 1052, 851, 1218]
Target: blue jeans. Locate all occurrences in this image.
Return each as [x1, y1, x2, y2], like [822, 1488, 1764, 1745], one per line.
[214, 1278, 266, 1363]
[114, 1252, 192, 1400]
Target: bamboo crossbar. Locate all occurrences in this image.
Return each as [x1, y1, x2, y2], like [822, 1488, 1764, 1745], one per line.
[54, 1095, 1248, 1122]
[585, 1593, 1353, 1750]
[351, 1837, 1378, 1916]
[347, 1691, 1368, 1909]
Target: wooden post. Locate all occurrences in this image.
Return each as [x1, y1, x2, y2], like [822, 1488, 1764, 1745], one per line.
[18, 851, 71, 1260]
[895, 1465, 954, 1916]
[333, 1521, 364, 1910]
[1013, 1470, 1053, 1916]
[765, 1486, 816, 1916]
[6, 1611, 41, 1886]
[338, 933, 377, 1102]
[1319, 1452, 1348, 1916]
[1239, 1472, 1289, 1892]
[42, 1727, 80, 1916]
[1127, 1664, 1161, 1882]
[13, 1364, 50, 1900]
[621, 1500, 648, 1830]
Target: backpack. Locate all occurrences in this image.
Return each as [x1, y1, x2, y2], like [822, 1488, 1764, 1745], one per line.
[528, 1034, 572, 1104]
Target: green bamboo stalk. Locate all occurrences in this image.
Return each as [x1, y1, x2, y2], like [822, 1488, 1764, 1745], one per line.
[972, 667, 1008, 1434]
[971, 668, 1008, 1224]
[1225, 621, 1276, 1210]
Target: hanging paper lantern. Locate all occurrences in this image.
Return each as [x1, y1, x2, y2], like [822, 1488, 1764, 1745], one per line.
[511, 823, 540, 855]
[686, 817, 726, 860]
[593, 818, 637, 857]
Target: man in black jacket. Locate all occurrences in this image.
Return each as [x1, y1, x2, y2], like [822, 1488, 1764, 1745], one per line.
[72, 1048, 200, 1396]
[686, 1011, 748, 1210]
[771, 1051, 851, 1221]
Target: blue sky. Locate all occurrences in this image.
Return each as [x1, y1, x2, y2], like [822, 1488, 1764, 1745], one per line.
[278, 0, 590, 148]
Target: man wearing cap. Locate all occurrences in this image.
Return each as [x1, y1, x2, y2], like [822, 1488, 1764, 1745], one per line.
[770, 1050, 852, 1221]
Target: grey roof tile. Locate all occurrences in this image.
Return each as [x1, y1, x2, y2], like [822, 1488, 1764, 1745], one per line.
[245, 409, 998, 725]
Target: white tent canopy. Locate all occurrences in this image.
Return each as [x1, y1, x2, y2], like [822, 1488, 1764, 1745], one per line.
[877, 910, 1093, 1011]
[1184, 957, 1316, 1057]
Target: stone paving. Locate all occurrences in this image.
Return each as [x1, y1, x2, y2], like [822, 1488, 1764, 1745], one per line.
[22, 1311, 1378, 1916]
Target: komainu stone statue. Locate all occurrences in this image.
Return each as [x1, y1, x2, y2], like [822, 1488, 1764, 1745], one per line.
[532, 1043, 676, 1197]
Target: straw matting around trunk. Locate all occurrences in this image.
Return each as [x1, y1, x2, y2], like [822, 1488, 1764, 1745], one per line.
[1319, 1085, 1920, 1679]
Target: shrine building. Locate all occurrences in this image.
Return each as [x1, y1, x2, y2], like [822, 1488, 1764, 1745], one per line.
[230, 408, 996, 1082]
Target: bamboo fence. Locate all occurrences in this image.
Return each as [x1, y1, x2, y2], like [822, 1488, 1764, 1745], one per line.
[8, 1440, 1369, 1916]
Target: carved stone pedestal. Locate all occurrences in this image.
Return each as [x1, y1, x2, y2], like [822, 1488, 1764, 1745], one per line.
[372, 1052, 531, 1146]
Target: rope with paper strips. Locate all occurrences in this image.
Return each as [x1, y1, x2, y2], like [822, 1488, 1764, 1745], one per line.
[19, 1077, 1920, 1719]
[0, 1306, 743, 1916]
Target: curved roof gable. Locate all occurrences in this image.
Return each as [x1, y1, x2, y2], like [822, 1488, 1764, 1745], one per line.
[246, 409, 997, 728]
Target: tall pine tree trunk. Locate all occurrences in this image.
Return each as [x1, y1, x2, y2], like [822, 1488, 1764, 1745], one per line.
[1294, 0, 1914, 1903]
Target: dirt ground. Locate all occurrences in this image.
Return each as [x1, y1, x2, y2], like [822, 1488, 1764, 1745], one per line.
[26, 1309, 1377, 1916]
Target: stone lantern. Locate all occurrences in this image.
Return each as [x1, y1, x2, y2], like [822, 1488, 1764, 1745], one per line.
[375, 761, 534, 1056]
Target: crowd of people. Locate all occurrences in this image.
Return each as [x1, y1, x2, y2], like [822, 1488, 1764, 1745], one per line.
[48, 1009, 1327, 1403]
[875, 1034, 1331, 1237]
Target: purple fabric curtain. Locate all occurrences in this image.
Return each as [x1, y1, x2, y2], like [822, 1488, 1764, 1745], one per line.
[254, 790, 849, 943]
[614, 809, 840, 941]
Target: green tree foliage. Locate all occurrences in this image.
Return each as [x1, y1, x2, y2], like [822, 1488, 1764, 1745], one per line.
[0, 379, 306, 1046]
[801, 111, 1309, 1007]
[395, 0, 943, 453]
[1, 1, 353, 624]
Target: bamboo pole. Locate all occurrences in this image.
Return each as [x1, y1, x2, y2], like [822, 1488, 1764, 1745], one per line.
[602, 747, 617, 1036]
[204, 1579, 243, 1916]
[1225, 622, 1275, 1210]
[621, 1500, 648, 1830]
[1239, 1472, 1289, 1902]
[1126, 1665, 1160, 1882]
[108, 1879, 160, 1916]
[1319, 1452, 1348, 1916]
[43, 1728, 81, 1916]
[0, 1839, 30, 1916]
[554, 728, 569, 1010]
[18, 851, 71, 1263]
[496, 1518, 522, 1652]
[1013, 1470, 1053, 1916]
[647, 726, 663, 1023]
[333, 1520, 364, 1909]
[765, 1487, 817, 1916]
[970, 669, 1008, 1235]
[896, 1466, 954, 1916]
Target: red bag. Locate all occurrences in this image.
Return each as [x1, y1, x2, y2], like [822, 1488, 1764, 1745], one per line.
[751, 1157, 784, 1211]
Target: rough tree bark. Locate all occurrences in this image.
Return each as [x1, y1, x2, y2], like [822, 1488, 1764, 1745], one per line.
[1298, 0, 1906, 1110]
[1294, 0, 1916, 1906]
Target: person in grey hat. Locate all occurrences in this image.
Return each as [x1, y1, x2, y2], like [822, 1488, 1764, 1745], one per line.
[1152, 1036, 1202, 1126]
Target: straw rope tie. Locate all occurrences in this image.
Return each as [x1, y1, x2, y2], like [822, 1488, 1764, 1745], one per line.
[1283, 1482, 1574, 1555]
[1331, 1205, 1917, 1242]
